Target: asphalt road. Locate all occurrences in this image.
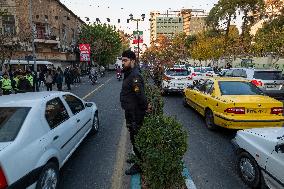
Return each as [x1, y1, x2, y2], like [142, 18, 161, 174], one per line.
[58, 73, 128, 189]
[163, 93, 248, 189]
[56, 73, 280, 189]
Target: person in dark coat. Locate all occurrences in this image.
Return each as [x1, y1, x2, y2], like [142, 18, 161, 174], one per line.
[17, 73, 32, 93]
[55, 67, 64, 91]
[120, 50, 151, 175]
[64, 67, 72, 90]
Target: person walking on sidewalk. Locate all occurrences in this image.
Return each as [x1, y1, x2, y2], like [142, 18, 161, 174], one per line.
[45, 70, 53, 91]
[0, 73, 12, 95]
[55, 67, 64, 91]
[64, 67, 72, 90]
[120, 50, 150, 175]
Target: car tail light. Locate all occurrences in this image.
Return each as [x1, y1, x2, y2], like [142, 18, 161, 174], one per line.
[163, 75, 172, 81]
[187, 76, 192, 80]
[225, 107, 245, 114]
[192, 73, 197, 77]
[271, 107, 283, 115]
[251, 80, 263, 86]
[0, 167, 7, 189]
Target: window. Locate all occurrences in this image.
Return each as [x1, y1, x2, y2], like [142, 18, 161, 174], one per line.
[218, 81, 263, 95]
[204, 81, 214, 94]
[166, 69, 189, 76]
[35, 23, 46, 39]
[0, 107, 31, 142]
[253, 71, 283, 80]
[45, 98, 69, 129]
[224, 70, 233, 77]
[63, 95, 85, 114]
[232, 69, 246, 77]
[2, 15, 15, 35]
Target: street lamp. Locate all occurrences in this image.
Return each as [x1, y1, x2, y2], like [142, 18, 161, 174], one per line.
[128, 13, 145, 63]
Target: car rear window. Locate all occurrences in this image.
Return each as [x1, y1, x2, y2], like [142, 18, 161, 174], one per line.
[219, 81, 263, 95]
[205, 68, 213, 72]
[166, 69, 189, 76]
[253, 71, 283, 80]
[0, 107, 31, 142]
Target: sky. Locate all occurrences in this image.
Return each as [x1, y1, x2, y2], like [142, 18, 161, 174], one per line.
[60, 0, 219, 45]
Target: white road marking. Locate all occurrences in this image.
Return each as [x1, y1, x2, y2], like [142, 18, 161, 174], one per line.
[82, 77, 112, 100]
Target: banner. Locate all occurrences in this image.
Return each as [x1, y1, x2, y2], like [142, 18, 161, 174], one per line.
[79, 44, 91, 62]
[132, 31, 143, 44]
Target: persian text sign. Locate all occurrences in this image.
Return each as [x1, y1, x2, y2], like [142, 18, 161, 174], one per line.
[79, 44, 91, 62]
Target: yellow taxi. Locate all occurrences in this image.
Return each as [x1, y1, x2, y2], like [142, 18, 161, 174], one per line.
[183, 77, 284, 130]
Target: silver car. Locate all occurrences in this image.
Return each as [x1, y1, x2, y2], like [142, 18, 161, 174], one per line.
[224, 68, 284, 99]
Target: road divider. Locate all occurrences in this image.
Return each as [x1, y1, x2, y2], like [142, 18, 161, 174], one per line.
[111, 120, 128, 189]
[82, 77, 113, 100]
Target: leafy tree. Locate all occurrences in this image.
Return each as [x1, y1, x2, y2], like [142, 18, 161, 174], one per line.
[79, 23, 122, 66]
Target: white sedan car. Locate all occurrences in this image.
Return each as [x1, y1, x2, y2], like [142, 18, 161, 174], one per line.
[232, 128, 284, 189]
[0, 91, 99, 189]
[161, 68, 193, 95]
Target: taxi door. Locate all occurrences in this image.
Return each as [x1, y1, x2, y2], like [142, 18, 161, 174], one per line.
[196, 80, 215, 116]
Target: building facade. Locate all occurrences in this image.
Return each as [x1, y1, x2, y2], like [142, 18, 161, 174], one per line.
[0, 0, 84, 67]
[150, 9, 208, 44]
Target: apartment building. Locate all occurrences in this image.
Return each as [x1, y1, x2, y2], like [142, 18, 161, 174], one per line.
[150, 9, 208, 44]
[0, 0, 84, 66]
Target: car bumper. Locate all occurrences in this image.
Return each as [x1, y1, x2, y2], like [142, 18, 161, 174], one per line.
[163, 88, 185, 93]
[231, 138, 240, 153]
[214, 114, 284, 129]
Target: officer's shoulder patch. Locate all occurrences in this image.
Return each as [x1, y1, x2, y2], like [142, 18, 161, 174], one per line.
[134, 85, 140, 92]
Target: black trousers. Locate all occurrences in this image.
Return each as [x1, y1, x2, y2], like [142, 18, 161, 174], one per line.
[125, 111, 145, 160]
[46, 83, 52, 91]
[57, 83, 62, 91]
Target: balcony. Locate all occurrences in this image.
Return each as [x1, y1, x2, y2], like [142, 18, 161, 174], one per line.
[35, 34, 60, 44]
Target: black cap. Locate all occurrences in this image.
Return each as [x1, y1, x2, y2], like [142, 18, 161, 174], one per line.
[122, 50, 136, 61]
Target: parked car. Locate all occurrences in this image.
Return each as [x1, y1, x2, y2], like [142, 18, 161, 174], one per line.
[232, 127, 284, 189]
[222, 68, 284, 99]
[0, 91, 99, 189]
[183, 77, 284, 130]
[161, 68, 192, 95]
[187, 67, 204, 80]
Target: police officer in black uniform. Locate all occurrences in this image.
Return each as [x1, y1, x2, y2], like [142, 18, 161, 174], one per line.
[120, 50, 149, 175]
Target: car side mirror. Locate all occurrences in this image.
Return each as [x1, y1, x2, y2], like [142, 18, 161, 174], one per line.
[85, 102, 93, 107]
[275, 143, 284, 153]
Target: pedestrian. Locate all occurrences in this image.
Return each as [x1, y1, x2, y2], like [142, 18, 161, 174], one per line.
[38, 69, 45, 89]
[25, 71, 34, 92]
[0, 73, 12, 95]
[45, 70, 53, 91]
[120, 50, 151, 175]
[17, 72, 32, 93]
[64, 67, 72, 90]
[55, 67, 64, 91]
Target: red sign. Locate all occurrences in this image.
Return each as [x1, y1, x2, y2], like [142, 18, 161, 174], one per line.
[79, 44, 91, 53]
[79, 44, 91, 62]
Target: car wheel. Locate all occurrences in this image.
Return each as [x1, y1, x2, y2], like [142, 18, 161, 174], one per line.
[205, 109, 216, 130]
[90, 112, 99, 134]
[237, 151, 261, 189]
[36, 162, 59, 189]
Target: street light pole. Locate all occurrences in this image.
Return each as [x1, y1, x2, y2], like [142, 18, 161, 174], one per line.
[129, 14, 145, 63]
[28, 0, 37, 72]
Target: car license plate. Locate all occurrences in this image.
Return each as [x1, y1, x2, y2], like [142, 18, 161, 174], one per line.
[266, 85, 278, 90]
[246, 109, 267, 114]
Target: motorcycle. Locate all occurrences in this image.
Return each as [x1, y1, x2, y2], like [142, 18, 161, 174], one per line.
[89, 73, 98, 84]
[117, 72, 122, 81]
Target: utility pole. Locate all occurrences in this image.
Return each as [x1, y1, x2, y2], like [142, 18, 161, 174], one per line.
[129, 14, 145, 63]
[28, 0, 37, 72]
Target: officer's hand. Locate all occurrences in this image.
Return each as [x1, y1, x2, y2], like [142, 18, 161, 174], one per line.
[146, 103, 152, 113]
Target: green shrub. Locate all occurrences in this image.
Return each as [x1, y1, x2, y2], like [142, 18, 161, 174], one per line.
[135, 115, 188, 189]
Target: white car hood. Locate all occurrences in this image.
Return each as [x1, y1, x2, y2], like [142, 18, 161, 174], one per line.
[0, 142, 12, 152]
[241, 127, 284, 141]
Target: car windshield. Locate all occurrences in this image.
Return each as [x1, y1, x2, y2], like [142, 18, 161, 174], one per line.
[219, 81, 263, 95]
[166, 69, 189, 76]
[253, 71, 283, 80]
[0, 107, 31, 142]
[194, 68, 203, 73]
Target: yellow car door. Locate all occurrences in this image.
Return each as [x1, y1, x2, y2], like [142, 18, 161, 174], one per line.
[196, 80, 215, 116]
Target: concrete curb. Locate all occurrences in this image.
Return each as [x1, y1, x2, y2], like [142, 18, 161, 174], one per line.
[130, 164, 196, 189]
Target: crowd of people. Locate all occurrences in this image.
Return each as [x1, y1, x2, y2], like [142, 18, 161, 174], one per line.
[0, 65, 82, 95]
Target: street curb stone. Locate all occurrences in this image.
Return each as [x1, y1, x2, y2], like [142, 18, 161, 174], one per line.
[130, 164, 196, 189]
